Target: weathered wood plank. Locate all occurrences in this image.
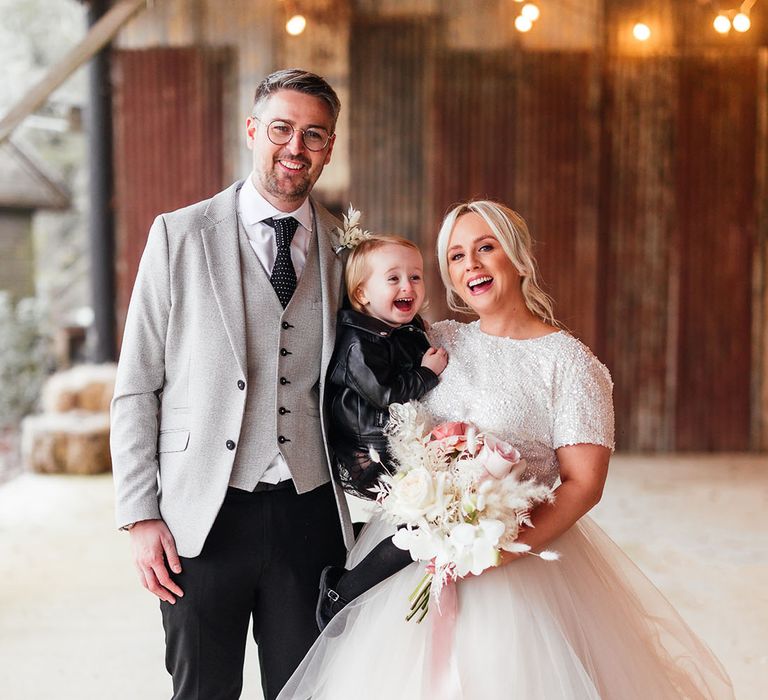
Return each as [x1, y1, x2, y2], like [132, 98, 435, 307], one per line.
[0, 0, 147, 144]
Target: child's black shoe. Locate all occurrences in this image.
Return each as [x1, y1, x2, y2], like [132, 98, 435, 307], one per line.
[316, 565, 349, 632]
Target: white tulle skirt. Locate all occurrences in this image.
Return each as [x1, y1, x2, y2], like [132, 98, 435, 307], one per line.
[278, 516, 734, 700]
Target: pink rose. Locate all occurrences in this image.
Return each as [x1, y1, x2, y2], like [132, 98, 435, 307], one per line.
[430, 421, 468, 440]
[477, 434, 521, 479]
[429, 422, 469, 449]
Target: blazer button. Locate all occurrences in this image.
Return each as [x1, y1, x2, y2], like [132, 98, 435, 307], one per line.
[278, 435, 290, 444]
[280, 377, 289, 385]
[282, 321, 294, 330]
[226, 439, 236, 450]
[237, 380, 245, 390]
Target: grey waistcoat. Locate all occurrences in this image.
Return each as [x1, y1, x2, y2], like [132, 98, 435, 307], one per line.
[228, 218, 329, 492]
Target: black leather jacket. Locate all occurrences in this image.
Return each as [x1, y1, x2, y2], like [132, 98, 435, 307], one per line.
[326, 309, 439, 498]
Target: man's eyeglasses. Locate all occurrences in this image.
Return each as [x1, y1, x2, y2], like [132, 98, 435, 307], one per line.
[254, 117, 332, 152]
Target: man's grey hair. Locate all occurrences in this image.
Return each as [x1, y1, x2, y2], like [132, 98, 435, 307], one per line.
[253, 69, 341, 130]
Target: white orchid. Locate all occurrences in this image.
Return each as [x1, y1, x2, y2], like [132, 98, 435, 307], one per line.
[447, 519, 505, 577]
[392, 526, 441, 562]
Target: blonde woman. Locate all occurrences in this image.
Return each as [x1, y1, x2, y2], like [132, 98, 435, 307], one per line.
[280, 201, 734, 700]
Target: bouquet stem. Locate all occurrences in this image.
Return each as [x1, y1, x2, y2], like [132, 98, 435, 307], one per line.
[406, 572, 433, 623]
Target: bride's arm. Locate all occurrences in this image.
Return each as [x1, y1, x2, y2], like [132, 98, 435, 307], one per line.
[500, 443, 610, 564]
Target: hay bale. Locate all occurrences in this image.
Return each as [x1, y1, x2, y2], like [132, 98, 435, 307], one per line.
[41, 363, 117, 414]
[21, 412, 111, 475]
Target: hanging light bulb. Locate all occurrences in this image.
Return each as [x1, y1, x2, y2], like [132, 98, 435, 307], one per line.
[515, 15, 533, 32]
[632, 23, 651, 42]
[521, 3, 540, 22]
[286, 14, 307, 36]
[733, 13, 751, 32]
[713, 14, 731, 34]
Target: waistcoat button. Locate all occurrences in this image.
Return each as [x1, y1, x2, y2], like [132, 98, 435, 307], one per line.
[237, 380, 245, 390]
[280, 377, 289, 385]
[278, 435, 290, 444]
[225, 439, 236, 450]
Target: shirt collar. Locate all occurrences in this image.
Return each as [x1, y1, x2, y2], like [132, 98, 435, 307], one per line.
[240, 173, 313, 232]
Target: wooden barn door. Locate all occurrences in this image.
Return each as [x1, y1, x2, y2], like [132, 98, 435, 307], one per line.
[112, 47, 230, 346]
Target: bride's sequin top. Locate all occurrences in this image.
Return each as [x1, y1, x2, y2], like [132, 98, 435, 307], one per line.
[425, 320, 615, 487]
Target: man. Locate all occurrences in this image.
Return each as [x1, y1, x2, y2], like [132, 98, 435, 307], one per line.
[111, 69, 353, 700]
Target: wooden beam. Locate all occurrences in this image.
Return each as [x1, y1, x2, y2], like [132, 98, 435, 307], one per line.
[0, 0, 147, 144]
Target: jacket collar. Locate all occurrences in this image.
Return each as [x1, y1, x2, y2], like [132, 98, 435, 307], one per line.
[337, 308, 426, 338]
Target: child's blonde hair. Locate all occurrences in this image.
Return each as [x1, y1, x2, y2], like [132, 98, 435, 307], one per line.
[345, 234, 423, 313]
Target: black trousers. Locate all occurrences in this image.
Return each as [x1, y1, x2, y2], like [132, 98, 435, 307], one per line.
[160, 482, 346, 700]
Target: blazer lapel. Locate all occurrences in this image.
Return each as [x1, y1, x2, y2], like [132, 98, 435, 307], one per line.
[201, 182, 247, 379]
[313, 198, 344, 375]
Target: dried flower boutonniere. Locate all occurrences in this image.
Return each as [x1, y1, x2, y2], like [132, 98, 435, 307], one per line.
[333, 205, 372, 253]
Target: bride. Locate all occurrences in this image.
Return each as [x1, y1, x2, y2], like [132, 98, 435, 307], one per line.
[278, 200, 734, 699]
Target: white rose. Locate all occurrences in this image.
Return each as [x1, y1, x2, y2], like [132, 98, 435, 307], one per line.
[390, 468, 436, 520]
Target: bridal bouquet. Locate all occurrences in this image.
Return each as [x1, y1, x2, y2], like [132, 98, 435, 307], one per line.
[374, 401, 558, 622]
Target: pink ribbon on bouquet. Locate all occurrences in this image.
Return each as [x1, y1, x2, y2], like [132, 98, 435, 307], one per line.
[426, 579, 462, 700]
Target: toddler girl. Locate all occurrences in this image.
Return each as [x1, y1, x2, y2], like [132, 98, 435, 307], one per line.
[319, 234, 448, 629]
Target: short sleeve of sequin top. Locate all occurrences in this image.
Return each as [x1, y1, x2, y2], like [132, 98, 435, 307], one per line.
[552, 340, 615, 452]
[427, 319, 460, 350]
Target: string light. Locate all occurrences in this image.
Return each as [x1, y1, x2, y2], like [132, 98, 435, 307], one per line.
[632, 22, 652, 41]
[514, 15, 533, 32]
[733, 12, 751, 31]
[521, 3, 540, 22]
[286, 14, 306, 35]
[713, 14, 732, 33]
[709, 1, 758, 35]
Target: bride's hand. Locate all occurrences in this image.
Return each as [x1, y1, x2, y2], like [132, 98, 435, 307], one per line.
[498, 549, 527, 567]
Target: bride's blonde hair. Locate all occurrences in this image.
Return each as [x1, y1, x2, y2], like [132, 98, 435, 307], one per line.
[436, 200, 557, 326]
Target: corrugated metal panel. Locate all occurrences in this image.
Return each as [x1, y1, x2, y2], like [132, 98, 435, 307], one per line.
[344, 15, 762, 451]
[600, 55, 678, 450]
[348, 22, 434, 235]
[112, 47, 229, 346]
[513, 51, 600, 347]
[675, 52, 757, 450]
[349, 18, 439, 305]
[432, 50, 599, 343]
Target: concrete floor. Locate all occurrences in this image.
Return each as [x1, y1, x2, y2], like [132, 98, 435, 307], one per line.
[0, 454, 766, 699]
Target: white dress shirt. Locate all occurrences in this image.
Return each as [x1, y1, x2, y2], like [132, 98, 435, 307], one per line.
[237, 174, 315, 484]
[237, 173, 314, 278]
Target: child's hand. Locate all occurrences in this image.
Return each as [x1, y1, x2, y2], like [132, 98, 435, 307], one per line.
[421, 347, 448, 375]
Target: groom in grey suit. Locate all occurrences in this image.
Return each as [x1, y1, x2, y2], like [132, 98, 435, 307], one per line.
[111, 69, 353, 700]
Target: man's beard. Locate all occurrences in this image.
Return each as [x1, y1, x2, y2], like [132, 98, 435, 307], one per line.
[260, 156, 314, 202]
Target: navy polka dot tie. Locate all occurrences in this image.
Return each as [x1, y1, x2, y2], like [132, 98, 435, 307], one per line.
[264, 217, 299, 308]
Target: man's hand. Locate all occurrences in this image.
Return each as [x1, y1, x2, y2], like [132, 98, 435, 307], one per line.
[129, 519, 184, 604]
[421, 347, 449, 375]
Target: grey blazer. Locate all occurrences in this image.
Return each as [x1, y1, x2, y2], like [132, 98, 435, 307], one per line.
[111, 181, 354, 557]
